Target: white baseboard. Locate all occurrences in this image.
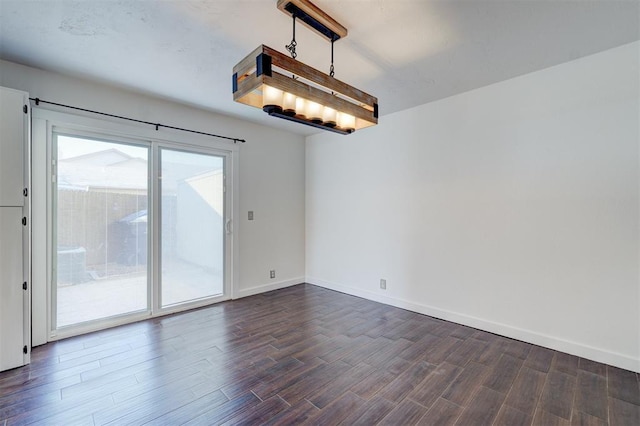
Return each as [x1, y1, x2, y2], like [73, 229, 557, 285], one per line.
[306, 276, 640, 373]
[234, 277, 304, 299]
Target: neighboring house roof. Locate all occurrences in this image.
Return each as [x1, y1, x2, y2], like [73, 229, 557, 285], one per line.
[60, 148, 133, 166]
[109, 157, 148, 168]
[58, 149, 219, 192]
[58, 158, 148, 191]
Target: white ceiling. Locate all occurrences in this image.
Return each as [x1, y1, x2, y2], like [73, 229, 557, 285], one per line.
[1, 0, 638, 136]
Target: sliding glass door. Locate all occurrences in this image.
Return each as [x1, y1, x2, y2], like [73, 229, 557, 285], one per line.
[54, 133, 150, 328]
[53, 131, 231, 335]
[159, 148, 225, 307]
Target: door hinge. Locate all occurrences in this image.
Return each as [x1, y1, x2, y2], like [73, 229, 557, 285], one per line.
[23, 105, 28, 114]
[22, 282, 27, 290]
[23, 188, 28, 197]
[23, 345, 28, 354]
[22, 217, 27, 226]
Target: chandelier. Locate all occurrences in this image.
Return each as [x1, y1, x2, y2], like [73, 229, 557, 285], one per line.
[232, 0, 378, 134]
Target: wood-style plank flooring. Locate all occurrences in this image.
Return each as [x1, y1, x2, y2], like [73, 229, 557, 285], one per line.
[1, 284, 638, 425]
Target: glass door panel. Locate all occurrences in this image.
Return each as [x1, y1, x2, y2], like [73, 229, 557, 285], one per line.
[54, 134, 149, 328]
[160, 148, 224, 307]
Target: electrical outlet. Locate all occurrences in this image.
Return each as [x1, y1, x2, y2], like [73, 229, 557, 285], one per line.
[248, 211, 254, 220]
[270, 270, 276, 279]
[380, 279, 386, 290]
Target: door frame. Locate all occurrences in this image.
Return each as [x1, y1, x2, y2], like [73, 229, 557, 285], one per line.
[31, 108, 239, 342]
[153, 141, 233, 315]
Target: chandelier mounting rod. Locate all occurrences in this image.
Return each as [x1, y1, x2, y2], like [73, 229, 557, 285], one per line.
[277, 0, 347, 42]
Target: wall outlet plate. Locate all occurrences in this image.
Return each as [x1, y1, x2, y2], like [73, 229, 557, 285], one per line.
[380, 279, 386, 290]
[248, 211, 254, 220]
[270, 270, 276, 279]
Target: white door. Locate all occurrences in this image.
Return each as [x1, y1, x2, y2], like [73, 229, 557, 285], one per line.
[53, 133, 150, 329]
[0, 207, 25, 371]
[49, 129, 233, 337]
[0, 86, 29, 372]
[158, 147, 226, 307]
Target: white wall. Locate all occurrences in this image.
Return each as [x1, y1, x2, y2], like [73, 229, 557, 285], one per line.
[0, 60, 306, 344]
[306, 42, 640, 372]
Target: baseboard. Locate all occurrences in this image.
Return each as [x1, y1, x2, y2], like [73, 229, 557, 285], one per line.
[235, 277, 305, 299]
[306, 276, 640, 373]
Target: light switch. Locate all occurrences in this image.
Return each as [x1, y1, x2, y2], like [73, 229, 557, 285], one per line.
[248, 211, 254, 220]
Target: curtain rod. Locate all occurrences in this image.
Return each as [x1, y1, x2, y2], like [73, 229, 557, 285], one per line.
[29, 97, 246, 144]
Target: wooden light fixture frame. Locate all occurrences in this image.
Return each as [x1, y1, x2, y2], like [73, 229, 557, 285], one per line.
[232, 0, 378, 134]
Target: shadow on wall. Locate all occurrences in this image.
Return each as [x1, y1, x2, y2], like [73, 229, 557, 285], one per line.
[175, 170, 224, 275]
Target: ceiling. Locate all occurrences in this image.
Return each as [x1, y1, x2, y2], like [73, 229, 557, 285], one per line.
[1, 0, 638, 136]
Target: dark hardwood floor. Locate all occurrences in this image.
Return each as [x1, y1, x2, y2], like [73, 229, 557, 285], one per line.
[1, 284, 638, 425]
